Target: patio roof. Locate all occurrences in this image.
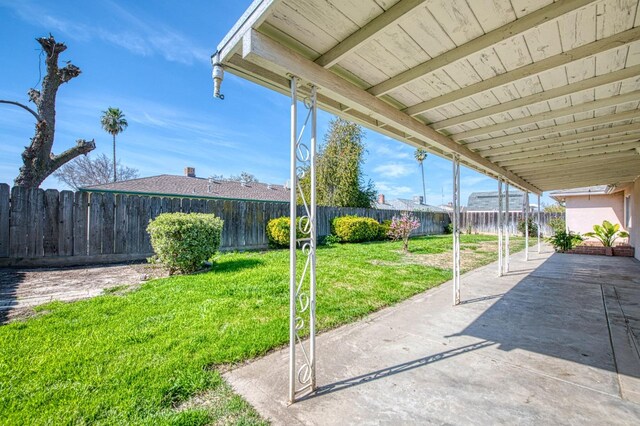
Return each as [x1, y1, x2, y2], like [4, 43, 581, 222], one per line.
[214, 0, 640, 194]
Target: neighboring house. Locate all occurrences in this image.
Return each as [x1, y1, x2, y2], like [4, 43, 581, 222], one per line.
[549, 185, 630, 237]
[466, 190, 535, 212]
[374, 194, 446, 213]
[82, 167, 290, 203]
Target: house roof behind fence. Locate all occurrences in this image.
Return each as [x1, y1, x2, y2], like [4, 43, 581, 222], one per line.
[82, 175, 290, 202]
[467, 191, 525, 212]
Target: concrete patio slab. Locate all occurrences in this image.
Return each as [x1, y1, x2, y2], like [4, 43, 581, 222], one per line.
[224, 247, 640, 425]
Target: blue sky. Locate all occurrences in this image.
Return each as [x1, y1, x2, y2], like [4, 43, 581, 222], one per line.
[0, 0, 552, 207]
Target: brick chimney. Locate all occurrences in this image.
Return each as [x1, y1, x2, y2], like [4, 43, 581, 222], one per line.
[413, 195, 424, 204]
[184, 167, 196, 178]
[377, 194, 385, 204]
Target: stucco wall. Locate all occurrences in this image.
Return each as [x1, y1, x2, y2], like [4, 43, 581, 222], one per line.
[624, 178, 640, 261]
[566, 193, 625, 236]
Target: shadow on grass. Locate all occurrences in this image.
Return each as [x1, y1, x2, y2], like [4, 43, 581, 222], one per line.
[0, 269, 26, 325]
[214, 258, 265, 273]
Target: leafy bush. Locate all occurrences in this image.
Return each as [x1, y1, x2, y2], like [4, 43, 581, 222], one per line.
[584, 220, 629, 247]
[332, 216, 380, 243]
[547, 231, 583, 252]
[266, 217, 308, 247]
[323, 234, 341, 245]
[444, 222, 453, 234]
[147, 213, 223, 274]
[388, 212, 421, 252]
[548, 217, 566, 235]
[377, 220, 392, 240]
[517, 217, 538, 237]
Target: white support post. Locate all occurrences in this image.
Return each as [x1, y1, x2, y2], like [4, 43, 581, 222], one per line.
[497, 178, 503, 277]
[288, 76, 297, 404]
[504, 183, 510, 274]
[288, 77, 317, 403]
[525, 191, 529, 261]
[452, 155, 461, 305]
[537, 193, 541, 254]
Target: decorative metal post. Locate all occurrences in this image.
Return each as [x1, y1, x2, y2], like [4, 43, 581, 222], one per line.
[537, 193, 541, 253]
[288, 77, 317, 403]
[525, 191, 529, 261]
[452, 155, 461, 305]
[497, 178, 503, 277]
[504, 183, 510, 274]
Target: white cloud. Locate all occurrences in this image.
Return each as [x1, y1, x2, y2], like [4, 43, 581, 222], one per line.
[373, 144, 410, 160]
[373, 163, 413, 178]
[3, 1, 210, 66]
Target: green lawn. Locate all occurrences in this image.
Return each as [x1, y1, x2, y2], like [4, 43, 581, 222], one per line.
[0, 235, 525, 425]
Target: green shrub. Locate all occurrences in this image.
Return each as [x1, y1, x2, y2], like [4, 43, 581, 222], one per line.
[377, 220, 392, 240]
[266, 216, 310, 247]
[147, 213, 223, 274]
[548, 217, 566, 235]
[332, 216, 380, 243]
[444, 223, 453, 234]
[323, 234, 341, 245]
[517, 217, 538, 237]
[547, 230, 583, 252]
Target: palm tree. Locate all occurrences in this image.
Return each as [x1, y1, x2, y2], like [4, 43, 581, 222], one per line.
[100, 107, 128, 182]
[414, 148, 428, 202]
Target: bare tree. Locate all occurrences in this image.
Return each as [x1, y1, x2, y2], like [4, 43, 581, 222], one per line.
[0, 35, 95, 188]
[53, 153, 139, 190]
[210, 171, 259, 183]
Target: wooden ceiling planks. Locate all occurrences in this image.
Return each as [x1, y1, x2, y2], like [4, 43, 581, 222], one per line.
[219, 0, 640, 191]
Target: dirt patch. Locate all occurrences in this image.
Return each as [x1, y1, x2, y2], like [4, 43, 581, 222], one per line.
[369, 241, 499, 271]
[0, 262, 169, 324]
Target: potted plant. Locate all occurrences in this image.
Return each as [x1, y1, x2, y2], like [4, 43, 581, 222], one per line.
[583, 220, 629, 256]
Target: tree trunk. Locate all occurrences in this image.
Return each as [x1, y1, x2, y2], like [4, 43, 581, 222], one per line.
[113, 134, 117, 182]
[6, 35, 95, 188]
[420, 162, 426, 202]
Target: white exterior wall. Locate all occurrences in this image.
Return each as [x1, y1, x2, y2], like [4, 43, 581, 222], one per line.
[624, 178, 640, 261]
[565, 193, 625, 235]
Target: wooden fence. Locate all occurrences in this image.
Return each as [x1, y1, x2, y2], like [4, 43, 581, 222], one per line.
[460, 211, 564, 236]
[0, 185, 450, 267]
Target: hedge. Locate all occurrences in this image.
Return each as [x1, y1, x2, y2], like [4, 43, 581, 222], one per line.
[332, 215, 380, 243]
[266, 217, 309, 247]
[147, 213, 223, 274]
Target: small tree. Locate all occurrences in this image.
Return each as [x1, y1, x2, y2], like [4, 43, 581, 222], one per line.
[299, 118, 376, 207]
[100, 107, 128, 182]
[414, 148, 428, 202]
[388, 212, 420, 253]
[53, 153, 139, 190]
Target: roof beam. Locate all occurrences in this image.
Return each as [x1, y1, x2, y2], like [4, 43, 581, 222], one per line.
[530, 166, 640, 183]
[497, 141, 640, 168]
[366, 0, 596, 97]
[315, 0, 427, 68]
[215, 0, 280, 62]
[476, 123, 640, 156]
[453, 91, 640, 141]
[488, 134, 640, 162]
[242, 29, 541, 193]
[528, 168, 640, 183]
[464, 109, 640, 150]
[430, 65, 640, 131]
[402, 26, 640, 117]
[508, 152, 640, 173]
[541, 177, 640, 191]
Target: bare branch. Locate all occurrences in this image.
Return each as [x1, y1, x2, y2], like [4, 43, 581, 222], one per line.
[58, 64, 81, 83]
[0, 100, 41, 121]
[50, 139, 96, 170]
